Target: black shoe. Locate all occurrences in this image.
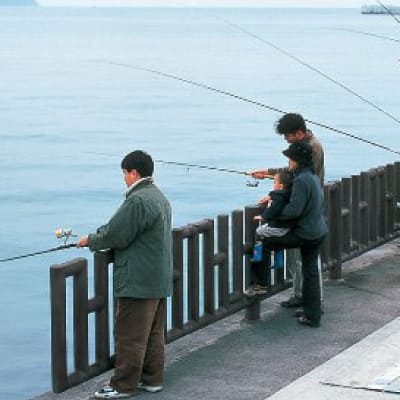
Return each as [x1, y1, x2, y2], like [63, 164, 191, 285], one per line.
[280, 296, 303, 308]
[297, 315, 320, 328]
[293, 309, 304, 318]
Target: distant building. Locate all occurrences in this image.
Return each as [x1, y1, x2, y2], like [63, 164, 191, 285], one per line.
[361, 4, 400, 14]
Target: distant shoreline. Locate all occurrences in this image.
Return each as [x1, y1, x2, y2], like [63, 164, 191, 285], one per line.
[1, 4, 358, 9]
[0, 1, 38, 5]
[361, 4, 400, 14]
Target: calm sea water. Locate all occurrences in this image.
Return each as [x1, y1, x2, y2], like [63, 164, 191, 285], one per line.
[0, 6, 399, 400]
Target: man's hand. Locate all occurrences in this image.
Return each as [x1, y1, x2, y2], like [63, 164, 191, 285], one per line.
[248, 169, 270, 179]
[77, 236, 89, 248]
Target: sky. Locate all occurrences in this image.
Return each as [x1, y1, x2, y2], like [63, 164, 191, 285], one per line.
[37, 0, 366, 8]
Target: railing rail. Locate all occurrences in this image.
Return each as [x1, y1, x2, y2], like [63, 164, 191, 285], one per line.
[50, 252, 114, 393]
[50, 161, 400, 392]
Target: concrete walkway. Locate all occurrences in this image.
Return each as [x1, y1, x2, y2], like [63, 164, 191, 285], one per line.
[31, 238, 400, 400]
[267, 318, 400, 399]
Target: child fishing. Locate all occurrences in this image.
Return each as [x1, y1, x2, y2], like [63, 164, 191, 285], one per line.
[244, 170, 294, 297]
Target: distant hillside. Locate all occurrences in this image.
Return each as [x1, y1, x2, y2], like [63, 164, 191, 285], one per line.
[0, 0, 38, 5]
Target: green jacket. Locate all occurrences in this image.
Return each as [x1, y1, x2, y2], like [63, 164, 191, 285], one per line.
[88, 178, 173, 299]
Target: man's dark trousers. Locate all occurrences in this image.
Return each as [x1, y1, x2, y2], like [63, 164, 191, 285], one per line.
[262, 232, 325, 323]
[110, 297, 166, 393]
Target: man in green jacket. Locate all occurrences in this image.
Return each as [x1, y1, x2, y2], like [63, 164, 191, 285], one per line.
[77, 150, 172, 399]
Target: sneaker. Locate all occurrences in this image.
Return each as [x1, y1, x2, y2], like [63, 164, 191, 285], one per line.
[244, 284, 268, 297]
[95, 385, 134, 399]
[293, 309, 304, 318]
[137, 382, 163, 393]
[280, 296, 303, 308]
[297, 315, 320, 328]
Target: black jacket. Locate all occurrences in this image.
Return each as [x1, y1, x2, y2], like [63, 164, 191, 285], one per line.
[261, 189, 293, 229]
[279, 167, 328, 240]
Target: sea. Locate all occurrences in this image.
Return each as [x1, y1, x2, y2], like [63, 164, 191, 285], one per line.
[0, 6, 399, 400]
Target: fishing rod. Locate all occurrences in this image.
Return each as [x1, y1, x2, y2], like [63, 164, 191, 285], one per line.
[333, 28, 400, 45]
[99, 61, 400, 156]
[84, 151, 273, 186]
[156, 159, 275, 186]
[220, 18, 400, 125]
[0, 244, 77, 263]
[376, 0, 400, 25]
[156, 159, 252, 177]
[0, 229, 77, 263]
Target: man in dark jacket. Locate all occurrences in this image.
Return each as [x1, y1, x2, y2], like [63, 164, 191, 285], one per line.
[77, 150, 172, 398]
[250, 113, 325, 309]
[261, 141, 327, 327]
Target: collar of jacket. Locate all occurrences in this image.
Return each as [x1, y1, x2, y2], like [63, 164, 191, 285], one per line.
[270, 188, 291, 196]
[293, 166, 313, 177]
[125, 177, 154, 198]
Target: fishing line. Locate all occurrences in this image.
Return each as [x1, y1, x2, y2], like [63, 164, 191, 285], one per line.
[333, 28, 400, 44]
[84, 151, 273, 183]
[376, 0, 400, 25]
[99, 61, 400, 156]
[219, 18, 400, 125]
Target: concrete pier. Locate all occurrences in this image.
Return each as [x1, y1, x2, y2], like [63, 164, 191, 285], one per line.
[31, 237, 400, 400]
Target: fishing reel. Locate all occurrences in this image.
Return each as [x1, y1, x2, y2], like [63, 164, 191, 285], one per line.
[55, 228, 77, 245]
[246, 179, 260, 188]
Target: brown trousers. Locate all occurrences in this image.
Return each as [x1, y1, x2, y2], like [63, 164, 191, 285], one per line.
[110, 297, 166, 393]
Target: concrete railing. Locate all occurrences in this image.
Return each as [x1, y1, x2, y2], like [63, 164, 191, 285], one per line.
[50, 161, 400, 393]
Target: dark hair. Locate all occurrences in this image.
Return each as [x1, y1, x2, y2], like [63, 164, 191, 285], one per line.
[121, 150, 154, 177]
[275, 113, 307, 135]
[277, 170, 293, 189]
[282, 141, 314, 171]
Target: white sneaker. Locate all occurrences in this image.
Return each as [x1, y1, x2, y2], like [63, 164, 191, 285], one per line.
[95, 385, 134, 399]
[244, 284, 268, 297]
[137, 382, 163, 393]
